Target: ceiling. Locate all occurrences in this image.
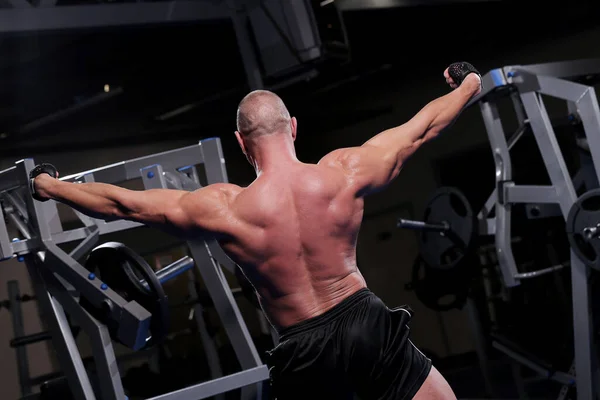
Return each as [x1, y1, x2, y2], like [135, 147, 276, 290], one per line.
[0, 0, 597, 158]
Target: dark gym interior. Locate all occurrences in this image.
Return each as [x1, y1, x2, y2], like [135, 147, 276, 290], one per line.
[1, 0, 600, 399]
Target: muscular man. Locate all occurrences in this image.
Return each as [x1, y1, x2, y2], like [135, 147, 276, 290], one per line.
[32, 62, 482, 399]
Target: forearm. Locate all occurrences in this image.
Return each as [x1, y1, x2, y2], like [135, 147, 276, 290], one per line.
[366, 77, 480, 149]
[422, 78, 480, 138]
[36, 175, 136, 221]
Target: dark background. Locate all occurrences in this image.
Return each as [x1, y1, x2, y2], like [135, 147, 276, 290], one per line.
[0, 0, 599, 399]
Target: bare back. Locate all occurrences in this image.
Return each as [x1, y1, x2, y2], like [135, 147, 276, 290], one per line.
[218, 161, 367, 329]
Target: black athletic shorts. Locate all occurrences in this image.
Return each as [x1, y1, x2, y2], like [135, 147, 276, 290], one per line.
[266, 288, 432, 400]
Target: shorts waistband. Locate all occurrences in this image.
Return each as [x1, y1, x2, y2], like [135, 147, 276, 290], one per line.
[278, 288, 373, 339]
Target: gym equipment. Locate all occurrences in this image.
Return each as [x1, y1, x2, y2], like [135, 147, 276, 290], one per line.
[566, 188, 600, 270]
[234, 267, 260, 309]
[0, 293, 35, 310]
[81, 242, 195, 348]
[28, 163, 58, 202]
[404, 256, 471, 311]
[0, 138, 270, 400]
[398, 186, 476, 270]
[462, 59, 600, 400]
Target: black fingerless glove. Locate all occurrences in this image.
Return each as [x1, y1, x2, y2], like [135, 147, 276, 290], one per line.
[448, 62, 482, 87]
[29, 163, 58, 202]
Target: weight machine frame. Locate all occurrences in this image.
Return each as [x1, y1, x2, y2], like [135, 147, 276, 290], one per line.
[470, 58, 600, 400]
[0, 137, 270, 400]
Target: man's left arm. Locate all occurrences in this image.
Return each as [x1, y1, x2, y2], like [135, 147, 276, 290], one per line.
[34, 173, 234, 238]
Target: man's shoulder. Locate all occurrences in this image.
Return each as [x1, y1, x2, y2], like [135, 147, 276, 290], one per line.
[208, 183, 244, 198]
[189, 183, 243, 207]
[317, 148, 349, 168]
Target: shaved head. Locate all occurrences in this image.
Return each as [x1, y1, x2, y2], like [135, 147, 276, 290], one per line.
[236, 90, 291, 137]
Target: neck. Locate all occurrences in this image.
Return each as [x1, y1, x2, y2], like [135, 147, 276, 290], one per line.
[250, 134, 298, 176]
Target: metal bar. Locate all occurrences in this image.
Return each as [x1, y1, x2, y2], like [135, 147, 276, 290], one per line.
[140, 256, 195, 290]
[5, 191, 29, 219]
[200, 137, 230, 184]
[87, 316, 124, 400]
[0, 165, 22, 193]
[0, 1, 231, 33]
[510, 91, 527, 126]
[520, 58, 600, 80]
[506, 123, 528, 151]
[140, 164, 169, 190]
[513, 262, 568, 279]
[147, 366, 269, 400]
[67, 226, 99, 262]
[576, 87, 600, 190]
[42, 268, 125, 400]
[61, 143, 204, 185]
[492, 341, 575, 386]
[519, 92, 577, 216]
[7, 211, 32, 240]
[535, 75, 589, 102]
[557, 362, 576, 400]
[569, 253, 596, 400]
[0, 204, 14, 259]
[24, 259, 96, 400]
[187, 272, 225, 400]
[575, 152, 600, 192]
[8, 280, 32, 396]
[336, 0, 501, 11]
[156, 256, 195, 284]
[6, 220, 143, 256]
[187, 240, 264, 397]
[503, 185, 558, 204]
[52, 221, 143, 246]
[10, 330, 52, 347]
[177, 165, 201, 189]
[466, 68, 508, 107]
[477, 189, 496, 221]
[397, 218, 448, 232]
[479, 101, 519, 287]
[228, 0, 264, 90]
[464, 298, 497, 397]
[518, 88, 593, 400]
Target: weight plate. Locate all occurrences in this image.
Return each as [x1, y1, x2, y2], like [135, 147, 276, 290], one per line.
[419, 187, 476, 270]
[405, 257, 470, 312]
[566, 189, 600, 270]
[84, 242, 170, 348]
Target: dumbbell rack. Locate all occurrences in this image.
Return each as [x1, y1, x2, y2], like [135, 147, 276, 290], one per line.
[0, 137, 270, 400]
[470, 59, 600, 400]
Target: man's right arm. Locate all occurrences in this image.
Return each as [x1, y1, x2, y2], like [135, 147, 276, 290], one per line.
[320, 71, 481, 197]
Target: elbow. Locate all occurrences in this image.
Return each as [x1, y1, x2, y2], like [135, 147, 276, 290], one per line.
[107, 202, 134, 221]
[424, 125, 443, 141]
[396, 139, 422, 166]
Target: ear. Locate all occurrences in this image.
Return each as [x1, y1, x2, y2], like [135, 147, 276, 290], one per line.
[235, 131, 247, 154]
[290, 117, 297, 142]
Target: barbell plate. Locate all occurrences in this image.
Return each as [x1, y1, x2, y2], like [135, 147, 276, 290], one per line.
[84, 242, 170, 348]
[566, 189, 600, 270]
[419, 187, 476, 270]
[406, 257, 470, 312]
